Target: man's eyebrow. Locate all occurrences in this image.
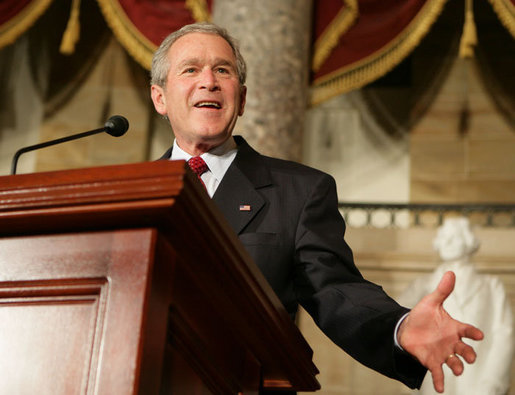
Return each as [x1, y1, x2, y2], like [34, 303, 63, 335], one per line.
[175, 58, 236, 69]
[176, 58, 201, 68]
[213, 58, 236, 68]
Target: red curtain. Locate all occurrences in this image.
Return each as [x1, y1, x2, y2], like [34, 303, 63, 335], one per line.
[0, 0, 212, 69]
[312, 0, 358, 73]
[1, 0, 513, 105]
[115, 0, 206, 45]
[96, 0, 213, 69]
[311, 0, 448, 105]
[0, 0, 53, 48]
[0, 0, 34, 23]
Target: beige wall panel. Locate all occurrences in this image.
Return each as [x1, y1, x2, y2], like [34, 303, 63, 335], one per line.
[411, 139, 466, 178]
[412, 179, 515, 203]
[468, 140, 515, 177]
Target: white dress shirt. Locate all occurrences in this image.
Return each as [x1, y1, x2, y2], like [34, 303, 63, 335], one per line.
[170, 137, 238, 198]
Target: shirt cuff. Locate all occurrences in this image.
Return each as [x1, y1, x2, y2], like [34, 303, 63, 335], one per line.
[394, 312, 410, 351]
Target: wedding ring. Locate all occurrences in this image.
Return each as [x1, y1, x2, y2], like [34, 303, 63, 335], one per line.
[447, 354, 456, 362]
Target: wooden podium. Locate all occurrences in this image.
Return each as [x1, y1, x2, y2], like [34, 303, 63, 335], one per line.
[0, 161, 319, 395]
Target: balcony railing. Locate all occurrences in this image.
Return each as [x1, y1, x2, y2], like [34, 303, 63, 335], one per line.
[338, 203, 515, 228]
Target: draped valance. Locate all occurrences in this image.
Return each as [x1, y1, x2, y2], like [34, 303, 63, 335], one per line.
[96, 0, 212, 69]
[1, 0, 514, 106]
[311, 0, 448, 105]
[0, 0, 53, 48]
[0, 0, 211, 69]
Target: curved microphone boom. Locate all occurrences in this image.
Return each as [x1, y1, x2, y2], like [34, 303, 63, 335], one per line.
[10, 115, 129, 175]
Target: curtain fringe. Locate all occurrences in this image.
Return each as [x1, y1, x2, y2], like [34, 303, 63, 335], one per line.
[96, 0, 157, 70]
[310, 0, 449, 106]
[96, 0, 210, 71]
[487, 0, 515, 39]
[0, 0, 54, 50]
[185, 0, 211, 22]
[312, 0, 359, 72]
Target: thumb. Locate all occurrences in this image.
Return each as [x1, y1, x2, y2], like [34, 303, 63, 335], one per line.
[429, 271, 456, 306]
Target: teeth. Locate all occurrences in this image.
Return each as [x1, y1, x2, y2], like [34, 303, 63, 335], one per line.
[195, 101, 221, 108]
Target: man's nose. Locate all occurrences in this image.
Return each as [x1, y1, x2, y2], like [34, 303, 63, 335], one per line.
[200, 69, 219, 91]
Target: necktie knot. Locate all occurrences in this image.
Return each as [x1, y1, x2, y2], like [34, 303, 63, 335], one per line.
[188, 156, 208, 177]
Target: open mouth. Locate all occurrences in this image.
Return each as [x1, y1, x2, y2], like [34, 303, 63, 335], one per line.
[194, 101, 221, 109]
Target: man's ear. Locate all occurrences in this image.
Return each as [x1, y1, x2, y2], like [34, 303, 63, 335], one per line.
[238, 85, 247, 116]
[151, 85, 167, 116]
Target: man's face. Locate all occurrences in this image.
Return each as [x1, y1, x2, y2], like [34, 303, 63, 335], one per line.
[151, 32, 246, 155]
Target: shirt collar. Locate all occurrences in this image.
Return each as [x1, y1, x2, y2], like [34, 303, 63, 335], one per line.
[170, 137, 238, 183]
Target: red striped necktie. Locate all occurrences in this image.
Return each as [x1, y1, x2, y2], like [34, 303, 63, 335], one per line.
[187, 156, 208, 190]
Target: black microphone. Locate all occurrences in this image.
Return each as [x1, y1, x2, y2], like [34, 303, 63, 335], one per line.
[10, 115, 129, 175]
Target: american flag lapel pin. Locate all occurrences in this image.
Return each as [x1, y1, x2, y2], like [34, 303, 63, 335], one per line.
[239, 204, 251, 211]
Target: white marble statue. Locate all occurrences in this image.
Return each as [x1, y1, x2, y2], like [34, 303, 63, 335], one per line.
[398, 217, 514, 395]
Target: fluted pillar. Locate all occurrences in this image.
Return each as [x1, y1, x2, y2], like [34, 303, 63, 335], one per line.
[213, 1, 312, 161]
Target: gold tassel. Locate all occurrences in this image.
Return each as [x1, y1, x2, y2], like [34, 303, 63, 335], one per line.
[459, 0, 477, 58]
[185, 0, 211, 22]
[312, 0, 359, 72]
[60, 0, 81, 55]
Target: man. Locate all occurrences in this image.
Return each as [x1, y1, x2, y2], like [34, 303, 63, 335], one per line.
[150, 22, 483, 393]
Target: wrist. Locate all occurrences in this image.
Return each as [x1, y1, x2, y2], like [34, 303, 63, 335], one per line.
[395, 312, 410, 351]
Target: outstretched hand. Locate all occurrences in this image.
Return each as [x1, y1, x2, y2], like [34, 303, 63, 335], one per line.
[397, 271, 484, 393]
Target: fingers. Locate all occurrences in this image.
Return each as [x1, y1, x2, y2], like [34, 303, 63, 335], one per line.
[436, 271, 455, 298]
[463, 325, 484, 341]
[429, 336, 482, 393]
[430, 365, 445, 393]
[427, 271, 456, 306]
[454, 339, 479, 364]
[445, 353, 464, 376]
[431, 348, 471, 393]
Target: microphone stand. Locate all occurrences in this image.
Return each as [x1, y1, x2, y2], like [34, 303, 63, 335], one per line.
[11, 127, 105, 175]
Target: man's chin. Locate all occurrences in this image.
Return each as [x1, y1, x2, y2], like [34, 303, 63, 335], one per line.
[188, 131, 232, 152]
[196, 129, 232, 143]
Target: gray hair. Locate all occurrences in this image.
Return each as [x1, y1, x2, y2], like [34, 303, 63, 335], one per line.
[150, 22, 247, 87]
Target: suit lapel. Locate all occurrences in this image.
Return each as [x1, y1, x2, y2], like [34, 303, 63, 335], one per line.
[160, 136, 272, 235]
[212, 165, 264, 234]
[212, 136, 272, 235]
[159, 146, 173, 160]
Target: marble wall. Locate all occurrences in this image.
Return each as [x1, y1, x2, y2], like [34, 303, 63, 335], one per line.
[212, 0, 312, 161]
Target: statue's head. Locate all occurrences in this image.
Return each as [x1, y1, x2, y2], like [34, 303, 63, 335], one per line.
[433, 217, 479, 262]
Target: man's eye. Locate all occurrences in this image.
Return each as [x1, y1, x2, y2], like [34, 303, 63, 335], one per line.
[184, 68, 196, 73]
[216, 67, 229, 74]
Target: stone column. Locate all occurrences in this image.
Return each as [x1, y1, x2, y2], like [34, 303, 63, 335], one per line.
[212, 0, 312, 161]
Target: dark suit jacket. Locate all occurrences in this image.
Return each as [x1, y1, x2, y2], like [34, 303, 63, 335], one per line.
[161, 136, 426, 389]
